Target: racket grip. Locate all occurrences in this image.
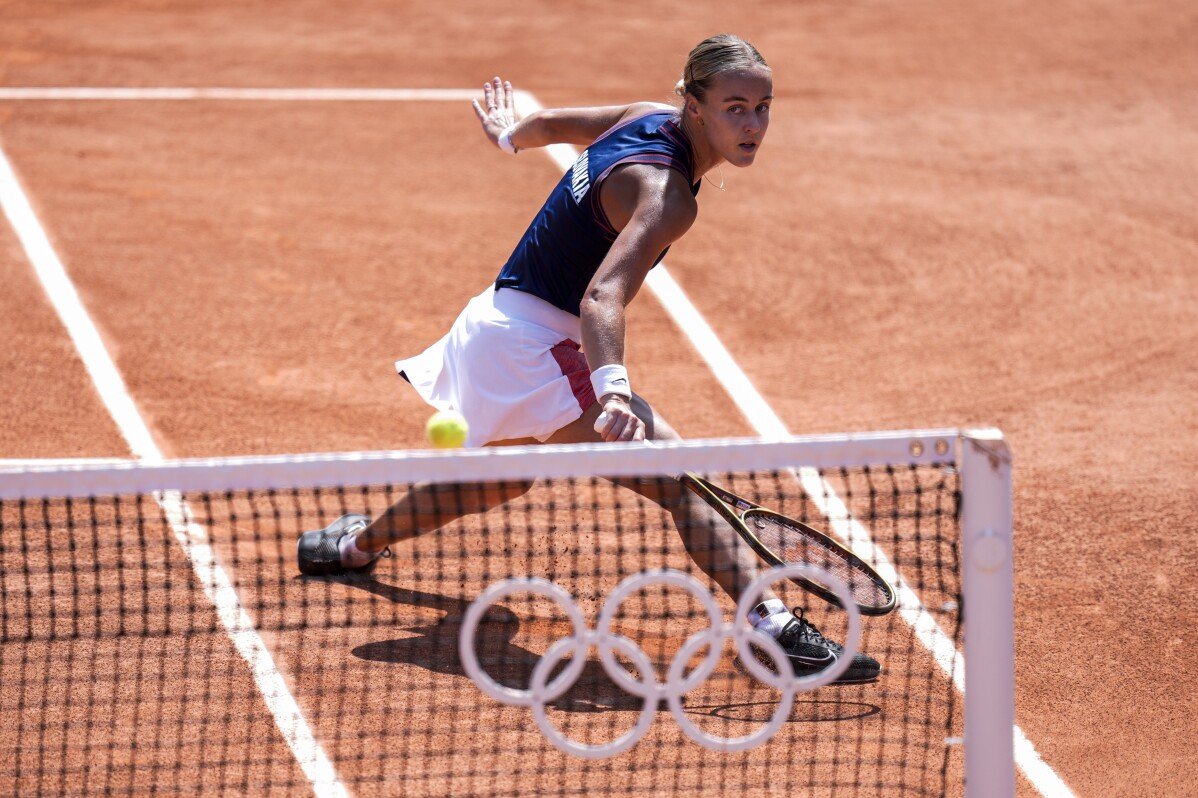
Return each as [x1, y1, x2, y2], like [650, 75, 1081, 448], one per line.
[593, 411, 610, 434]
[594, 410, 658, 448]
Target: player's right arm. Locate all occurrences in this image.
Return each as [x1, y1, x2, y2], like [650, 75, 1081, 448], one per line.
[472, 76, 670, 151]
[580, 165, 698, 442]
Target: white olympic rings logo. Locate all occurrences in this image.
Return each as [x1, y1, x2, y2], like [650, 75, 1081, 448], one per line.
[459, 565, 861, 759]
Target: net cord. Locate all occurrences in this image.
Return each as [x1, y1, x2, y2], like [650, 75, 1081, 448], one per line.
[0, 429, 967, 499]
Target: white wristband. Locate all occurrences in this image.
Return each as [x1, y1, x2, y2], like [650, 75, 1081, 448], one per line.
[497, 124, 518, 154]
[590, 364, 631, 401]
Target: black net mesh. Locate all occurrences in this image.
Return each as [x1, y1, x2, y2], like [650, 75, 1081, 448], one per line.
[0, 459, 963, 797]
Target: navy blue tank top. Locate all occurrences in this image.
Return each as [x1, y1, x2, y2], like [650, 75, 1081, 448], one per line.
[494, 110, 699, 316]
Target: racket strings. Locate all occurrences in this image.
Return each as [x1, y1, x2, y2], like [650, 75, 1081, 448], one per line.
[748, 513, 892, 611]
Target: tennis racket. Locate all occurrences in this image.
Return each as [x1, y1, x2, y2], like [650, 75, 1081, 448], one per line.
[679, 472, 897, 616]
[592, 410, 896, 615]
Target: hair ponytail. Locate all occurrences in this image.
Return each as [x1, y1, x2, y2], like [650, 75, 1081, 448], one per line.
[676, 34, 768, 102]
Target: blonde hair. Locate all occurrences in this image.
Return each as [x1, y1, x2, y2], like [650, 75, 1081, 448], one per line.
[674, 34, 769, 102]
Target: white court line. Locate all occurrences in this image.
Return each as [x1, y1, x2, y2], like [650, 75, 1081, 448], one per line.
[514, 90, 1074, 798]
[0, 141, 347, 794]
[0, 87, 477, 101]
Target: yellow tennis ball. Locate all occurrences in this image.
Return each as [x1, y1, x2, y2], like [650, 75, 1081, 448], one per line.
[426, 409, 469, 449]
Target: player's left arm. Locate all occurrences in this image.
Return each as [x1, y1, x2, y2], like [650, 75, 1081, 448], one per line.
[472, 76, 672, 151]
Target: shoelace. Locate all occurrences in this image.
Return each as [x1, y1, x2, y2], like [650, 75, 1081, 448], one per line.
[790, 607, 841, 652]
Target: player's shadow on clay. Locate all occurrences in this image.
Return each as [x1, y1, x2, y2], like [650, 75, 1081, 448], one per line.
[307, 574, 646, 713]
[313, 574, 880, 722]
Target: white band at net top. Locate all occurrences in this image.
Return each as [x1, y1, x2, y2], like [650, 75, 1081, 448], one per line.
[0, 429, 969, 500]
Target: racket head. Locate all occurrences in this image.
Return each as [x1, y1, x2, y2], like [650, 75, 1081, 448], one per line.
[680, 473, 896, 616]
[740, 508, 897, 616]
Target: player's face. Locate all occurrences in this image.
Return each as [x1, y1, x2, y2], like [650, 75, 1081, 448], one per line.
[694, 67, 773, 167]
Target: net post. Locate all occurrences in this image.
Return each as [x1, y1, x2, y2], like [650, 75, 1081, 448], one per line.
[959, 429, 1016, 798]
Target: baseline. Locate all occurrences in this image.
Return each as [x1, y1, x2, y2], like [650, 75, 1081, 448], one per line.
[0, 87, 477, 101]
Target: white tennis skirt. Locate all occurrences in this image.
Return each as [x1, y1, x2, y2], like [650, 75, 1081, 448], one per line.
[395, 285, 597, 447]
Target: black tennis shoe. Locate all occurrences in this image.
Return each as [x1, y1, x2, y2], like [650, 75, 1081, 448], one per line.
[771, 608, 881, 684]
[297, 514, 390, 576]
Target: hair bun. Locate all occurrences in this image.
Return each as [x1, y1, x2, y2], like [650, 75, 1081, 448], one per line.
[674, 78, 687, 97]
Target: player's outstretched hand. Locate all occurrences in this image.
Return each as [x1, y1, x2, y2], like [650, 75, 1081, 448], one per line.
[472, 76, 520, 148]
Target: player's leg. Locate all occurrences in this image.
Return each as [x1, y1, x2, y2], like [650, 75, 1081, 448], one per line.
[547, 395, 881, 683]
[300, 394, 729, 579]
[354, 468, 533, 553]
[545, 395, 765, 603]
[296, 440, 536, 576]
[300, 284, 590, 575]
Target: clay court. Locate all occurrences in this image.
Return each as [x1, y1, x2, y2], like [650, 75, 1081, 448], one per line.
[1, 1, 1195, 796]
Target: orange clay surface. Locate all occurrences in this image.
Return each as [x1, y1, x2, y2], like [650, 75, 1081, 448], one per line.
[1, 1, 1196, 796]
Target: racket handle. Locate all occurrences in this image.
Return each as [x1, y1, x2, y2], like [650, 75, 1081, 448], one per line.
[594, 411, 660, 449]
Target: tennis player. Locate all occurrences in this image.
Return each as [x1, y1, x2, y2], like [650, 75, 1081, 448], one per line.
[299, 35, 879, 683]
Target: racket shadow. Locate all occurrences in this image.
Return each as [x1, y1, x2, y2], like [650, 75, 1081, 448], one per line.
[682, 698, 881, 724]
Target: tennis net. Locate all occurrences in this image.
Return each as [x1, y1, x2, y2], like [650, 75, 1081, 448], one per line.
[0, 430, 1013, 797]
